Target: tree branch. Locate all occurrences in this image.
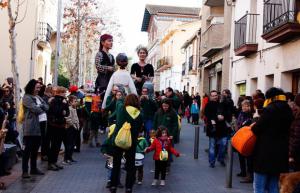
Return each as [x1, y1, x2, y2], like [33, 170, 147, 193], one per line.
[14, 0, 20, 22]
[16, 0, 28, 24]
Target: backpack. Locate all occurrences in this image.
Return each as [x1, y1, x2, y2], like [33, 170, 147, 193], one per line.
[115, 122, 132, 150]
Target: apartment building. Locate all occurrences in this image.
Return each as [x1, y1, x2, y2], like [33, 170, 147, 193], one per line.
[181, 29, 201, 95]
[199, 0, 232, 96]
[158, 20, 201, 91]
[0, 0, 57, 88]
[141, 4, 200, 91]
[231, 0, 300, 100]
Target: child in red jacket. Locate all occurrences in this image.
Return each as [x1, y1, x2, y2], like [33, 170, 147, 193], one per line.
[145, 126, 180, 186]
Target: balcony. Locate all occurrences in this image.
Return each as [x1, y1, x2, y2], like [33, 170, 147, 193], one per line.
[202, 23, 224, 58]
[37, 22, 53, 49]
[204, 0, 224, 7]
[234, 13, 259, 56]
[156, 56, 172, 72]
[262, 0, 300, 43]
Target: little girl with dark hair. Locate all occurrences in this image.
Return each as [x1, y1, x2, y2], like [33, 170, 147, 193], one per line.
[145, 125, 180, 186]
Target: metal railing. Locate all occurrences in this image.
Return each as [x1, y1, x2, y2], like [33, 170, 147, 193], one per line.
[263, 0, 297, 33]
[234, 13, 259, 50]
[202, 23, 224, 56]
[38, 22, 52, 42]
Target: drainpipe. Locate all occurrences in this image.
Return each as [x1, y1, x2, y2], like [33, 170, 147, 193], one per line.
[30, 38, 38, 79]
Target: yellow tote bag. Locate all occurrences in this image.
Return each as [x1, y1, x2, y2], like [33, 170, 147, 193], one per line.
[108, 124, 116, 138]
[178, 115, 182, 130]
[17, 100, 25, 124]
[115, 122, 132, 150]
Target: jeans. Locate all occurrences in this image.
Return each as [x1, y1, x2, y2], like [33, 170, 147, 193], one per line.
[74, 127, 82, 151]
[40, 121, 50, 157]
[144, 119, 153, 140]
[191, 113, 199, 124]
[238, 153, 253, 177]
[48, 127, 63, 164]
[155, 160, 168, 180]
[22, 136, 41, 173]
[209, 137, 227, 165]
[63, 127, 76, 161]
[136, 165, 144, 182]
[253, 173, 279, 193]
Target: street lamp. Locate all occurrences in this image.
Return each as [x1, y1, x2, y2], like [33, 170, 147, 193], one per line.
[53, 0, 62, 86]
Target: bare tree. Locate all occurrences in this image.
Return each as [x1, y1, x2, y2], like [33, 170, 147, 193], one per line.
[1, 0, 28, 113]
[62, 0, 123, 85]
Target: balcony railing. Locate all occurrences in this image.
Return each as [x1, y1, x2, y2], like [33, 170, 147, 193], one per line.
[234, 13, 259, 56]
[156, 56, 173, 71]
[262, 0, 300, 43]
[38, 22, 52, 42]
[201, 23, 224, 58]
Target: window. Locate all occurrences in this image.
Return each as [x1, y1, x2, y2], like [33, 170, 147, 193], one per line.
[238, 83, 246, 96]
[292, 72, 300, 95]
[250, 78, 258, 95]
[265, 74, 274, 90]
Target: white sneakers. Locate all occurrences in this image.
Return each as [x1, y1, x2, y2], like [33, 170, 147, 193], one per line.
[151, 179, 166, 186]
[151, 179, 158, 186]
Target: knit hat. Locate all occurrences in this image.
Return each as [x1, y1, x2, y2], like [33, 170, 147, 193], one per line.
[295, 94, 300, 107]
[69, 85, 78, 94]
[100, 34, 113, 42]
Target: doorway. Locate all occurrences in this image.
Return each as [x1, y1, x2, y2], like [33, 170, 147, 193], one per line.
[292, 72, 300, 95]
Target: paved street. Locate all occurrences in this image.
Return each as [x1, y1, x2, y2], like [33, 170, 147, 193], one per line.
[2, 120, 253, 193]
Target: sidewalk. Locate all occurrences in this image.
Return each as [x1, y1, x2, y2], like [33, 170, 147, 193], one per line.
[2, 120, 253, 193]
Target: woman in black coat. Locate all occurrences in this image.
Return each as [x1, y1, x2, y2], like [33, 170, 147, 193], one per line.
[252, 87, 293, 193]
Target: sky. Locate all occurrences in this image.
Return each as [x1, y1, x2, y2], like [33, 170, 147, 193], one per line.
[108, 0, 201, 60]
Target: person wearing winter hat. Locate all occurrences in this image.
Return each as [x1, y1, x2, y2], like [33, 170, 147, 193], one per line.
[101, 53, 137, 110]
[95, 34, 115, 94]
[251, 87, 293, 193]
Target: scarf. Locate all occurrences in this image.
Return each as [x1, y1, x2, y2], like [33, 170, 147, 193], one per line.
[263, 95, 286, 107]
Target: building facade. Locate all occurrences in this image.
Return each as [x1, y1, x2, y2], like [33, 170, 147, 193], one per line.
[230, 0, 300, 101]
[141, 4, 200, 91]
[181, 29, 201, 95]
[158, 20, 201, 91]
[198, 0, 232, 96]
[0, 0, 57, 88]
